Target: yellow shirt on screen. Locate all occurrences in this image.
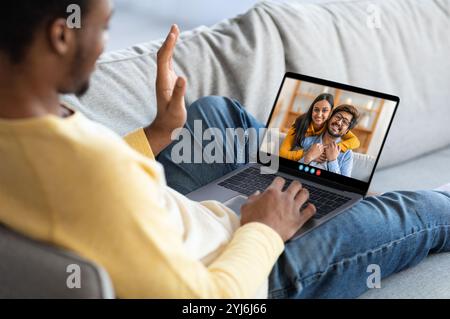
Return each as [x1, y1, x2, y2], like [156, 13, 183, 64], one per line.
[279, 123, 361, 161]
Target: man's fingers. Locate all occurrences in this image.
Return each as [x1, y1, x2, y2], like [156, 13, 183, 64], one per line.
[169, 77, 187, 110]
[157, 34, 175, 65]
[156, 25, 179, 82]
[156, 25, 181, 105]
[294, 188, 310, 210]
[268, 177, 285, 191]
[300, 203, 317, 222]
[157, 25, 179, 64]
[286, 180, 302, 197]
[248, 191, 261, 201]
[171, 24, 180, 37]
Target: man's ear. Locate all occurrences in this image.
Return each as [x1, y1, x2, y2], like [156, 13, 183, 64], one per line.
[48, 18, 76, 56]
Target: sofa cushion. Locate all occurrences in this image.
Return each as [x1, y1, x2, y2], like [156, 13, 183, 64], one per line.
[359, 252, 450, 299]
[371, 145, 450, 193]
[0, 224, 114, 299]
[62, 0, 450, 170]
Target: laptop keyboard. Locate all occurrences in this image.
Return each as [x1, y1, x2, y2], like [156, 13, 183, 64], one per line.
[218, 166, 352, 219]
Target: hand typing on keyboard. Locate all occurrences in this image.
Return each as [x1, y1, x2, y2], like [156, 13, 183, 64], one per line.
[240, 177, 317, 242]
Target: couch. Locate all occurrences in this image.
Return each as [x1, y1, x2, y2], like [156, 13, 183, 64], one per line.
[1, 0, 449, 298]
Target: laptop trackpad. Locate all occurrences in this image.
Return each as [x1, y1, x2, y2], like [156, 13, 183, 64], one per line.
[224, 195, 248, 215]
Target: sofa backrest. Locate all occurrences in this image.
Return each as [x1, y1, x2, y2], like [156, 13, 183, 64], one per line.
[62, 0, 450, 170]
[0, 224, 114, 299]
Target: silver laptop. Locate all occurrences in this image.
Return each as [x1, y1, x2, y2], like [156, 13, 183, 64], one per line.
[187, 72, 400, 239]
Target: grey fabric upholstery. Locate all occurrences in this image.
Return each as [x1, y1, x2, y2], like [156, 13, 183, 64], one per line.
[371, 146, 450, 193]
[359, 252, 450, 299]
[0, 224, 114, 299]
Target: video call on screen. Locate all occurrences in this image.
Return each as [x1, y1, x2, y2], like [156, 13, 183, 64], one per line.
[261, 77, 396, 183]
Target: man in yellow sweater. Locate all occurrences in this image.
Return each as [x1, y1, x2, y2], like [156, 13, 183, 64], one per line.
[1, 0, 450, 299]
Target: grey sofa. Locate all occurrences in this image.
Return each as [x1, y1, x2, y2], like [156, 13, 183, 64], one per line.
[0, 224, 114, 299]
[1, 0, 449, 298]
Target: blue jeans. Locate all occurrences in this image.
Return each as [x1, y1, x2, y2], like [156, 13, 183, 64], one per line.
[157, 96, 450, 299]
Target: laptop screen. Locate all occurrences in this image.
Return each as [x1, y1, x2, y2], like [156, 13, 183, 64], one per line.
[259, 73, 399, 194]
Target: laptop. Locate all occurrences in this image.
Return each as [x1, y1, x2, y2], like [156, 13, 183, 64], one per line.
[187, 72, 400, 239]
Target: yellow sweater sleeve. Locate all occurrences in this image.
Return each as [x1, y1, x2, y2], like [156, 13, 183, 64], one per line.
[279, 127, 305, 161]
[339, 130, 361, 153]
[0, 114, 285, 299]
[123, 128, 155, 160]
[55, 149, 284, 298]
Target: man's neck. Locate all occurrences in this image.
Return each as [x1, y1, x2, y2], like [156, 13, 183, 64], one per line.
[322, 131, 338, 145]
[0, 59, 65, 120]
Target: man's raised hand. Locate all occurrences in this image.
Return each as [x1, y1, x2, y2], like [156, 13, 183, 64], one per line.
[145, 25, 187, 155]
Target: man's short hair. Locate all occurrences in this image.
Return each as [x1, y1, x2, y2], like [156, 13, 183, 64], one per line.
[0, 0, 90, 64]
[331, 104, 360, 130]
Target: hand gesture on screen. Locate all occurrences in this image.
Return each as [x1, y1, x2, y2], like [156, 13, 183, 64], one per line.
[325, 142, 340, 162]
[304, 143, 324, 164]
[316, 150, 328, 163]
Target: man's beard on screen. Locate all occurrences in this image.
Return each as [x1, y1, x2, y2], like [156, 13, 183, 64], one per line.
[327, 124, 346, 139]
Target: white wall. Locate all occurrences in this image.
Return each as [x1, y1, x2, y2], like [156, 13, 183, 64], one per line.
[269, 78, 298, 129]
[367, 101, 397, 157]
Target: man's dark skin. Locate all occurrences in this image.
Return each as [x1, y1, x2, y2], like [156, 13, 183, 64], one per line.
[0, 0, 316, 242]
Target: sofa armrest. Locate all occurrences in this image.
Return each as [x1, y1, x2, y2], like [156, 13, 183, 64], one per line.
[0, 224, 114, 299]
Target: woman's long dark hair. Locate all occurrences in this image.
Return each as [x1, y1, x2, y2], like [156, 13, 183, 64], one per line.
[291, 93, 334, 149]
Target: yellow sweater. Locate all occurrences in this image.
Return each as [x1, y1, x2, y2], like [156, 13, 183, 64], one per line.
[279, 124, 361, 162]
[0, 111, 284, 298]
